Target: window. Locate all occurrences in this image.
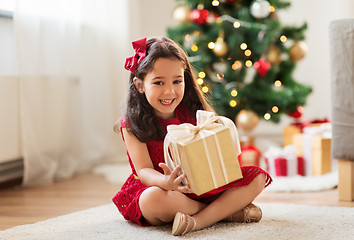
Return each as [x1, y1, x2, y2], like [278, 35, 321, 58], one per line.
[0, 0, 15, 18]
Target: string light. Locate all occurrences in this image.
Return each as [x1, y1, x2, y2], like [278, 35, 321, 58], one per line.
[274, 80, 282, 87]
[272, 106, 279, 113]
[245, 60, 253, 67]
[231, 89, 238, 97]
[208, 42, 215, 49]
[197, 78, 204, 85]
[264, 113, 271, 120]
[185, 34, 191, 41]
[212, 0, 220, 7]
[244, 49, 252, 56]
[216, 73, 224, 80]
[240, 43, 247, 50]
[202, 86, 209, 93]
[230, 100, 237, 107]
[198, 71, 206, 78]
[232, 61, 242, 70]
[269, 6, 276, 13]
[191, 44, 198, 52]
[233, 21, 241, 28]
[280, 35, 287, 42]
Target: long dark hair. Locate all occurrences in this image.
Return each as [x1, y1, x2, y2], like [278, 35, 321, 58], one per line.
[119, 37, 213, 142]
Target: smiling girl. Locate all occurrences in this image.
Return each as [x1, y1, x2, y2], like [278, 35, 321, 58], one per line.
[112, 37, 272, 236]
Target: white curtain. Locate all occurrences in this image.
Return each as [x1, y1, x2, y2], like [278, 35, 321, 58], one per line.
[14, 0, 130, 186]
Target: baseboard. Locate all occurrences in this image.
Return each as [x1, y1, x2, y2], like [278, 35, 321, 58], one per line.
[0, 158, 23, 189]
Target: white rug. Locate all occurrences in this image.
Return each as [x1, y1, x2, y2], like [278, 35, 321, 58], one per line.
[1, 203, 353, 240]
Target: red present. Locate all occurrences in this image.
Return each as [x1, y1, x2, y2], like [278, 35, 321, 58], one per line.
[239, 145, 261, 167]
[264, 145, 305, 177]
[273, 157, 305, 177]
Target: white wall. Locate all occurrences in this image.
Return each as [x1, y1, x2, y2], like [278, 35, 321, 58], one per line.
[127, 0, 354, 146]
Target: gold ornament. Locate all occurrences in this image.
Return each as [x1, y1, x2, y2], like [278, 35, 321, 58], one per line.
[289, 41, 308, 62]
[266, 45, 282, 65]
[213, 37, 228, 57]
[236, 110, 259, 131]
[173, 5, 191, 23]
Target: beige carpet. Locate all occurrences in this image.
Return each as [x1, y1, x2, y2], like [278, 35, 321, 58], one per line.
[1, 203, 353, 240]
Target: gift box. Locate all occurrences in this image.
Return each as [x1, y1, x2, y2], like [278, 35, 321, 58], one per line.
[311, 135, 331, 176]
[264, 145, 305, 177]
[283, 125, 302, 146]
[164, 110, 243, 196]
[283, 119, 329, 146]
[239, 145, 261, 167]
[293, 123, 332, 176]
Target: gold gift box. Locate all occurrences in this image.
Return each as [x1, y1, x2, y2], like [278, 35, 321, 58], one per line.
[169, 125, 243, 196]
[292, 133, 332, 176]
[311, 135, 331, 176]
[283, 125, 302, 146]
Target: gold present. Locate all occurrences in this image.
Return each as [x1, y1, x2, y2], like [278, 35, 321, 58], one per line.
[283, 125, 301, 146]
[293, 133, 304, 157]
[164, 110, 243, 196]
[311, 135, 331, 176]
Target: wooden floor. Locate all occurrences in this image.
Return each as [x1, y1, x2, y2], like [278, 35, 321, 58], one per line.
[0, 172, 353, 231]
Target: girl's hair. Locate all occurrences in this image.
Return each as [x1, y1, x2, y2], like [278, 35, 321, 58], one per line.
[121, 37, 213, 143]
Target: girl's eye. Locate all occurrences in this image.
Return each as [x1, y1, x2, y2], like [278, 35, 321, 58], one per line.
[174, 80, 183, 84]
[153, 81, 163, 85]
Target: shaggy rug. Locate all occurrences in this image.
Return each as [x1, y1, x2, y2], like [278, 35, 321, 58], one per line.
[1, 203, 353, 240]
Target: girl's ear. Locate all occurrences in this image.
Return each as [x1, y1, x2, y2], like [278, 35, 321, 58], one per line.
[133, 77, 144, 94]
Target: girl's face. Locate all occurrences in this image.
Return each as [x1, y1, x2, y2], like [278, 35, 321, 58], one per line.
[135, 58, 185, 119]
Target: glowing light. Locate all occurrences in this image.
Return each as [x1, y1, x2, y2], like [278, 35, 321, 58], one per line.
[272, 106, 279, 113]
[231, 89, 238, 97]
[274, 80, 282, 87]
[185, 34, 191, 41]
[191, 45, 198, 52]
[244, 49, 252, 56]
[198, 71, 206, 78]
[208, 42, 215, 49]
[280, 35, 287, 43]
[269, 6, 276, 12]
[217, 73, 224, 80]
[197, 78, 204, 85]
[202, 86, 209, 93]
[232, 60, 242, 70]
[212, 0, 219, 6]
[230, 100, 237, 107]
[245, 60, 253, 67]
[240, 43, 247, 50]
[264, 113, 271, 120]
[233, 21, 241, 28]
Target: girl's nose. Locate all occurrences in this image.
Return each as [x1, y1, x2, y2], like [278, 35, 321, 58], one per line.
[164, 84, 175, 94]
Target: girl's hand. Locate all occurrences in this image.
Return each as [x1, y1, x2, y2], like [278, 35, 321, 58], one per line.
[158, 163, 190, 193]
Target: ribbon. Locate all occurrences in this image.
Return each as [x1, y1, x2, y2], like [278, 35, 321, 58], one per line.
[164, 110, 241, 188]
[124, 38, 148, 74]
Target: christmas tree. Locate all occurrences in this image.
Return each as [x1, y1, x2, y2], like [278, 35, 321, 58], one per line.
[168, 0, 312, 131]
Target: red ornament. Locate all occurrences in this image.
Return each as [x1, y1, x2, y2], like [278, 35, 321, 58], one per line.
[191, 9, 209, 25]
[254, 58, 271, 77]
[288, 106, 303, 119]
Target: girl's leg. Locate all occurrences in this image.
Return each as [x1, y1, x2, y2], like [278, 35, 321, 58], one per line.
[193, 173, 266, 230]
[139, 186, 207, 225]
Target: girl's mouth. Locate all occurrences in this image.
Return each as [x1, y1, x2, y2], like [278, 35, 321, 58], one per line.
[160, 99, 174, 105]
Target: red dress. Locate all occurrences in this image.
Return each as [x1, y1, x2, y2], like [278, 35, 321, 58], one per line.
[112, 106, 272, 226]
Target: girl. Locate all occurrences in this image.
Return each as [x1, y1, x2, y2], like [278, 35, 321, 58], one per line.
[112, 37, 272, 236]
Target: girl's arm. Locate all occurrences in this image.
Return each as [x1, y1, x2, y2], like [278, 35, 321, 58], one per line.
[122, 127, 190, 193]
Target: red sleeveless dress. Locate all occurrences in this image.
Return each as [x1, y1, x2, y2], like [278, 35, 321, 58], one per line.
[112, 106, 272, 226]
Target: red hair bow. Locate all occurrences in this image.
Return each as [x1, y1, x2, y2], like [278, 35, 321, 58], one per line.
[124, 38, 147, 74]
